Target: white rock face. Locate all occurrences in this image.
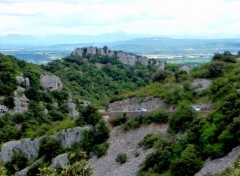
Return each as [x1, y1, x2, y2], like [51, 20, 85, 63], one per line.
[0, 138, 41, 164]
[67, 102, 79, 119]
[14, 94, 29, 114]
[40, 75, 63, 91]
[0, 126, 90, 163]
[51, 153, 70, 168]
[71, 47, 165, 70]
[16, 74, 30, 87]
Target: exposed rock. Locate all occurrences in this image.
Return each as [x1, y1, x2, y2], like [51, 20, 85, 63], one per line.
[107, 97, 169, 112]
[0, 126, 90, 163]
[0, 138, 41, 163]
[52, 126, 90, 149]
[40, 75, 63, 91]
[67, 102, 79, 119]
[71, 47, 164, 70]
[195, 146, 240, 176]
[14, 86, 26, 96]
[16, 74, 30, 87]
[51, 153, 70, 168]
[15, 157, 44, 176]
[89, 124, 168, 176]
[14, 94, 29, 114]
[191, 79, 212, 94]
[0, 105, 8, 117]
[179, 65, 191, 74]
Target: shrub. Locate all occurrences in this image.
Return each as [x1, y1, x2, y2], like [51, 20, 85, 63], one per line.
[109, 114, 127, 126]
[170, 144, 203, 176]
[5, 152, 28, 175]
[116, 153, 127, 164]
[92, 142, 109, 158]
[38, 137, 62, 161]
[139, 134, 158, 149]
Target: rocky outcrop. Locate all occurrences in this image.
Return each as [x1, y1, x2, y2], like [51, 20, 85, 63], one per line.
[0, 105, 8, 117]
[179, 65, 191, 74]
[0, 138, 41, 163]
[107, 97, 169, 112]
[191, 79, 212, 94]
[71, 47, 164, 70]
[40, 75, 63, 91]
[0, 126, 90, 163]
[14, 94, 29, 114]
[67, 102, 79, 119]
[51, 153, 70, 168]
[195, 146, 240, 176]
[16, 74, 30, 87]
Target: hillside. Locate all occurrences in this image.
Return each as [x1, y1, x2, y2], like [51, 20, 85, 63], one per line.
[1, 49, 240, 176]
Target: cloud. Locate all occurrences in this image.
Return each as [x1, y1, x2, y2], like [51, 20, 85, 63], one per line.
[0, 0, 239, 38]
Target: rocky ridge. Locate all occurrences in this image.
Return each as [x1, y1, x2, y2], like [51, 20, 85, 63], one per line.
[71, 47, 165, 70]
[0, 126, 90, 164]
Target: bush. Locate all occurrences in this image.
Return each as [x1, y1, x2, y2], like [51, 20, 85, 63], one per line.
[109, 114, 127, 126]
[169, 102, 196, 133]
[116, 153, 127, 164]
[170, 144, 203, 176]
[38, 137, 62, 161]
[92, 142, 109, 158]
[139, 134, 158, 149]
[5, 152, 28, 175]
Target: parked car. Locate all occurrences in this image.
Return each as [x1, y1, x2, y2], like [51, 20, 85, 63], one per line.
[135, 107, 147, 112]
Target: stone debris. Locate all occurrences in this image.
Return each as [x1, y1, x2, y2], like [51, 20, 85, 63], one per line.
[40, 75, 63, 91]
[89, 124, 168, 176]
[195, 146, 240, 176]
[71, 47, 164, 70]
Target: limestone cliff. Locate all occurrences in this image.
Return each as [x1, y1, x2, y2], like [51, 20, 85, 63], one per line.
[0, 126, 90, 163]
[71, 47, 164, 70]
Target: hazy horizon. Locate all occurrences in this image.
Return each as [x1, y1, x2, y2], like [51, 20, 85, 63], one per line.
[0, 0, 240, 39]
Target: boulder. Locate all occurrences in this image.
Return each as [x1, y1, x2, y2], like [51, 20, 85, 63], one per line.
[40, 75, 63, 91]
[51, 153, 70, 168]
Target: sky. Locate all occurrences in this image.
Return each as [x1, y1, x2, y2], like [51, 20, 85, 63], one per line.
[0, 0, 240, 38]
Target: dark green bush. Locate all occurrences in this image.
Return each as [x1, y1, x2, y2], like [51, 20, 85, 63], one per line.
[109, 114, 127, 126]
[92, 142, 109, 158]
[116, 153, 127, 164]
[38, 137, 62, 161]
[5, 152, 28, 175]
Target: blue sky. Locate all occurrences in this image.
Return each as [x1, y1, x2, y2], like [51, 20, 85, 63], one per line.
[0, 0, 240, 38]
